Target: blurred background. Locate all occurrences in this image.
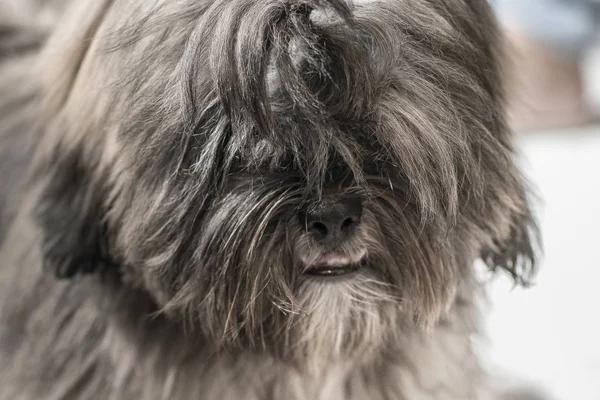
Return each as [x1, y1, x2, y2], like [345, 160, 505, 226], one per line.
[487, 1, 600, 399]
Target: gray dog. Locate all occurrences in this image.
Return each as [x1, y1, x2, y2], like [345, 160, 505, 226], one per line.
[0, 0, 538, 399]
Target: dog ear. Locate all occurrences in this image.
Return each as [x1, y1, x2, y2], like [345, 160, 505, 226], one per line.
[36, 156, 113, 279]
[35, 0, 116, 279]
[481, 206, 539, 286]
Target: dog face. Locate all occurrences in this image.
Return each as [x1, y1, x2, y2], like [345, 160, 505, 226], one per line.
[35, 0, 536, 362]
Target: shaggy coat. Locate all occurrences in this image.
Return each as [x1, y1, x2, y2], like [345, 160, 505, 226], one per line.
[0, 0, 537, 399]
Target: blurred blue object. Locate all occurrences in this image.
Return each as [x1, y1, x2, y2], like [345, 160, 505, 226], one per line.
[494, 0, 600, 56]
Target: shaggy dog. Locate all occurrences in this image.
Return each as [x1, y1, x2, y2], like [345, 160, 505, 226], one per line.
[0, 0, 538, 398]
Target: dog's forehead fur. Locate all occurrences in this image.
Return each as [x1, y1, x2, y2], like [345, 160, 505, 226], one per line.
[0, 0, 539, 398]
[47, 0, 511, 203]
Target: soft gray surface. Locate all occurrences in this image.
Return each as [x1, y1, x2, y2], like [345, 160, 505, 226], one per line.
[487, 126, 600, 400]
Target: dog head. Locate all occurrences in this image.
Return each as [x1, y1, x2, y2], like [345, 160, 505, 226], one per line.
[34, 0, 537, 363]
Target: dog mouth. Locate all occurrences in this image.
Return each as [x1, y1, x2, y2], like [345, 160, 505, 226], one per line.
[303, 251, 366, 277]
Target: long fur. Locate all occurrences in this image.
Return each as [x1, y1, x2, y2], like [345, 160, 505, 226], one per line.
[0, 0, 538, 399]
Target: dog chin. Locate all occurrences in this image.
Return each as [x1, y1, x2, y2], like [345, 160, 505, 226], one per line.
[281, 268, 400, 364]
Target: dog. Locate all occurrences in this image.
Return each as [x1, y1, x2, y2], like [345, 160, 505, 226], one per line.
[0, 0, 538, 398]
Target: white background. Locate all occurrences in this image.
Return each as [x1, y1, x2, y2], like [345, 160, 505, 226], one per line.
[487, 126, 600, 400]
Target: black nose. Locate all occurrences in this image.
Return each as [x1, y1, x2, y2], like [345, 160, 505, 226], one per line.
[303, 197, 362, 246]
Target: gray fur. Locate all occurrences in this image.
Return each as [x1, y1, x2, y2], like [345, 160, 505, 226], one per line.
[0, 0, 538, 399]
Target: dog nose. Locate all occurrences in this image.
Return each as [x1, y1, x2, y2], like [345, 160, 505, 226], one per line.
[303, 198, 362, 246]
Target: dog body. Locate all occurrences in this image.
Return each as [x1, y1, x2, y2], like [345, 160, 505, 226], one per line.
[0, 0, 536, 399]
